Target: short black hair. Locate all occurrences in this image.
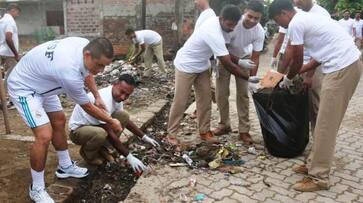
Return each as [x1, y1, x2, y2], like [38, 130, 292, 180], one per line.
[247, 0, 264, 14]
[116, 74, 137, 87]
[343, 9, 350, 13]
[84, 37, 114, 59]
[220, 4, 242, 22]
[268, 0, 294, 19]
[125, 28, 135, 35]
[7, 4, 20, 12]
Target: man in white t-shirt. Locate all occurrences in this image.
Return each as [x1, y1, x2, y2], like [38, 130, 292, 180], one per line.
[125, 29, 166, 77]
[213, 0, 265, 145]
[338, 10, 354, 37]
[69, 74, 159, 171]
[194, 0, 216, 29]
[167, 5, 254, 145]
[0, 4, 20, 109]
[353, 11, 363, 49]
[0, 4, 20, 78]
[271, 26, 288, 72]
[283, 0, 330, 146]
[7, 37, 120, 203]
[270, 0, 362, 192]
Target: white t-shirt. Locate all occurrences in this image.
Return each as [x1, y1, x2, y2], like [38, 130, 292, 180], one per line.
[338, 18, 354, 37]
[7, 37, 91, 105]
[353, 19, 363, 38]
[135, 30, 161, 45]
[0, 13, 19, 56]
[288, 12, 360, 73]
[278, 26, 288, 54]
[308, 4, 330, 17]
[224, 16, 265, 58]
[174, 17, 229, 73]
[195, 8, 216, 29]
[68, 86, 123, 130]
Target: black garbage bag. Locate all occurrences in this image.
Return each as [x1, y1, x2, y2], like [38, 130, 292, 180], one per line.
[252, 88, 309, 158]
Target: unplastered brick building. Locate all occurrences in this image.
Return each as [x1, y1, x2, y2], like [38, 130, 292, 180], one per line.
[65, 0, 195, 56]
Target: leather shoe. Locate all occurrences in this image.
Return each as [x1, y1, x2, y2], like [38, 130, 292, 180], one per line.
[239, 132, 253, 145]
[200, 131, 219, 143]
[212, 127, 232, 136]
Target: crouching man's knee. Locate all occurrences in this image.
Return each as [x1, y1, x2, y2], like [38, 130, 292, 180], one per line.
[111, 111, 130, 129]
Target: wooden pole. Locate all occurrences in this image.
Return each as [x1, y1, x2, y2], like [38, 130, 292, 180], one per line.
[0, 74, 11, 134]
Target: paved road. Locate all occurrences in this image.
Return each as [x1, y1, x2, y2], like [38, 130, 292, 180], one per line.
[123, 43, 363, 203]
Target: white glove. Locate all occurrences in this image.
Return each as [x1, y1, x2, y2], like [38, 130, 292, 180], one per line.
[238, 59, 256, 69]
[271, 57, 277, 68]
[142, 134, 160, 147]
[248, 76, 260, 83]
[126, 153, 146, 173]
[279, 75, 294, 89]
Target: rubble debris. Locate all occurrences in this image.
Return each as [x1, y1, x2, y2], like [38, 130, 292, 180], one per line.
[247, 146, 257, 155]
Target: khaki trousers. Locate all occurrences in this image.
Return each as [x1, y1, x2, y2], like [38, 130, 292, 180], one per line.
[305, 66, 324, 166]
[69, 111, 130, 160]
[144, 40, 166, 76]
[307, 60, 362, 185]
[216, 63, 250, 133]
[168, 69, 211, 135]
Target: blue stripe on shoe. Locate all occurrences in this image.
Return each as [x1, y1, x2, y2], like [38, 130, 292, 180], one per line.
[19, 97, 36, 128]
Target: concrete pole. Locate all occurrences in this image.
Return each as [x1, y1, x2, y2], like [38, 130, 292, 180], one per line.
[175, 0, 184, 45]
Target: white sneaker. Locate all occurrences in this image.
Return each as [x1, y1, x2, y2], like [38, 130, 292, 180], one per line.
[55, 161, 89, 179]
[29, 185, 54, 203]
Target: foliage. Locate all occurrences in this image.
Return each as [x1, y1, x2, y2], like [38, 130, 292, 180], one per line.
[318, 0, 363, 17]
[34, 27, 56, 43]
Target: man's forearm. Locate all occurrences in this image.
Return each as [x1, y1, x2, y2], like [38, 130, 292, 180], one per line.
[219, 55, 249, 80]
[299, 59, 320, 74]
[287, 46, 304, 79]
[81, 102, 113, 123]
[126, 120, 144, 138]
[250, 51, 260, 76]
[85, 75, 100, 98]
[5, 34, 18, 58]
[100, 124, 129, 156]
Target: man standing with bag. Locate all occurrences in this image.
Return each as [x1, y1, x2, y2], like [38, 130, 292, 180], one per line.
[166, 5, 253, 145]
[269, 0, 362, 191]
[213, 0, 265, 145]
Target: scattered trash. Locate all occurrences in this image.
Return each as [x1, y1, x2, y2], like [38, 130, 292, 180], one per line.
[182, 154, 194, 166]
[169, 163, 188, 167]
[189, 178, 197, 187]
[103, 184, 112, 190]
[194, 194, 206, 202]
[257, 155, 267, 160]
[247, 146, 257, 155]
[180, 193, 189, 202]
[222, 159, 246, 166]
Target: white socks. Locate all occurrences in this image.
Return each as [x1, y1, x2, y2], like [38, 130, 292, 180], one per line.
[31, 169, 45, 189]
[57, 150, 72, 169]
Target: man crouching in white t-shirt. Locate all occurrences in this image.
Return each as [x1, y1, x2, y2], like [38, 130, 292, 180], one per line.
[7, 37, 121, 203]
[167, 5, 254, 146]
[214, 0, 265, 145]
[270, 0, 362, 192]
[68, 74, 159, 171]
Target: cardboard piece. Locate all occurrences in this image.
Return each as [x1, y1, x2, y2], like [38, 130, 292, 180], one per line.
[259, 69, 284, 88]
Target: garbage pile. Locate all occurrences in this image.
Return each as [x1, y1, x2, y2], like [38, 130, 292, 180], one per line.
[94, 60, 174, 88]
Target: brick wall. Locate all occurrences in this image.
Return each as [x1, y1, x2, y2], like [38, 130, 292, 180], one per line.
[66, 0, 196, 56]
[65, 0, 102, 36]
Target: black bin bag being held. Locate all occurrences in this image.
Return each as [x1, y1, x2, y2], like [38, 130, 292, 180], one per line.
[252, 88, 309, 158]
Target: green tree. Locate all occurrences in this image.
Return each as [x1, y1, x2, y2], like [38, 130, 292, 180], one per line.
[318, 0, 363, 17]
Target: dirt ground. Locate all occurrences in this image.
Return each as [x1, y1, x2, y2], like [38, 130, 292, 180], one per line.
[0, 69, 175, 202]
